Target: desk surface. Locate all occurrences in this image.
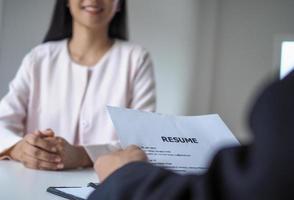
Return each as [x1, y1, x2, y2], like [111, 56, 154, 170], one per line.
[0, 160, 98, 200]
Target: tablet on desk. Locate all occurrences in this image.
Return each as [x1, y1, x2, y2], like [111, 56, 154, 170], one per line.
[47, 182, 98, 200]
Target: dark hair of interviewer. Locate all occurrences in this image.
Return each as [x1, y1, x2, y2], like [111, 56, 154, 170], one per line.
[43, 0, 128, 43]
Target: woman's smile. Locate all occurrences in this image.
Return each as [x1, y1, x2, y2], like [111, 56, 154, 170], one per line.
[81, 4, 104, 15]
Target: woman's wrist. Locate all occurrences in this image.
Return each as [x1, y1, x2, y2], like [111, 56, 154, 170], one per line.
[1, 144, 19, 160]
[77, 146, 93, 168]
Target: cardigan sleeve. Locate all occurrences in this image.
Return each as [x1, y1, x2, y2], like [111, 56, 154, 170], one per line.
[0, 52, 33, 157]
[129, 51, 156, 112]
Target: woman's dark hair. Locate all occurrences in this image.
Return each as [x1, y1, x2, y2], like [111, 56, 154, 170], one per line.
[43, 0, 128, 43]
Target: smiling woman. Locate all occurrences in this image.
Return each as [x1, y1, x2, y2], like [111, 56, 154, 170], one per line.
[44, 0, 127, 42]
[0, 0, 156, 171]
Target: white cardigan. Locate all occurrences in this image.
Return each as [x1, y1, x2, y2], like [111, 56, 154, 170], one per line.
[0, 39, 156, 161]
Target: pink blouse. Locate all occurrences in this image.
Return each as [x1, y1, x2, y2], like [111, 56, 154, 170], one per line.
[0, 39, 156, 161]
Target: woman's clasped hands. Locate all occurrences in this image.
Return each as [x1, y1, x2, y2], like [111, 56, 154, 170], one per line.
[9, 129, 92, 170]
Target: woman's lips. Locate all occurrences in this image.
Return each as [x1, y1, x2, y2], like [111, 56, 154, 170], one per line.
[82, 5, 104, 15]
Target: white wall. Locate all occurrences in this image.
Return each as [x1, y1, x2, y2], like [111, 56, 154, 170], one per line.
[0, 0, 3, 64]
[211, 0, 294, 141]
[128, 0, 202, 115]
[186, 0, 220, 115]
[129, 0, 294, 142]
[0, 0, 55, 98]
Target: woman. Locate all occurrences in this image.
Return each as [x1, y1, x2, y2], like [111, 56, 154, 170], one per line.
[0, 0, 156, 170]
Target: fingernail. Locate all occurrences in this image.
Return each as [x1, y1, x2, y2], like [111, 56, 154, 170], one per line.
[57, 164, 64, 169]
[55, 157, 61, 162]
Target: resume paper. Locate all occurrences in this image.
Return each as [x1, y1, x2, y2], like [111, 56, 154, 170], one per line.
[108, 107, 239, 174]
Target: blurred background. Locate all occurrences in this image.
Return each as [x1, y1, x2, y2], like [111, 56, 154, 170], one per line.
[0, 0, 293, 143]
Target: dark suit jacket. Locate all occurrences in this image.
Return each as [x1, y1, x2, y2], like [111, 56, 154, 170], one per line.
[89, 71, 294, 200]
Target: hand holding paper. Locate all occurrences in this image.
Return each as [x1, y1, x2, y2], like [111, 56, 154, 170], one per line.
[108, 106, 240, 174]
[94, 145, 148, 182]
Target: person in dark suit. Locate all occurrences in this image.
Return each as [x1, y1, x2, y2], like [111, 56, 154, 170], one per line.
[88, 71, 294, 200]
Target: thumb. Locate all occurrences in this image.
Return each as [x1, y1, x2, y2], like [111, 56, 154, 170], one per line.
[40, 129, 55, 137]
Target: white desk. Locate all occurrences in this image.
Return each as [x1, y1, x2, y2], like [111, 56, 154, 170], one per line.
[0, 160, 98, 200]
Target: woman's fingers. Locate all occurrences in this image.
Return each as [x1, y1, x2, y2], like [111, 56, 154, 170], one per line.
[21, 153, 64, 171]
[23, 141, 61, 163]
[19, 134, 91, 170]
[54, 137, 65, 150]
[33, 129, 54, 137]
[25, 133, 58, 153]
[52, 136, 93, 169]
[9, 131, 68, 171]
